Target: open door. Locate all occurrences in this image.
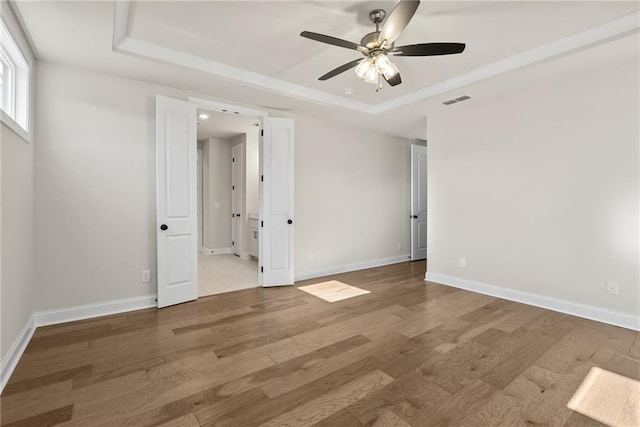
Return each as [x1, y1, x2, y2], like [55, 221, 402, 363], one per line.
[156, 96, 198, 307]
[231, 144, 243, 256]
[411, 144, 427, 261]
[260, 117, 294, 286]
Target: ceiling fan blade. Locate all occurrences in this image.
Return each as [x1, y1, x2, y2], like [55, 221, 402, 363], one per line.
[384, 73, 402, 87]
[392, 42, 466, 56]
[319, 58, 363, 81]
[378, 0, 420, 46]
[301, 31, 367, 52]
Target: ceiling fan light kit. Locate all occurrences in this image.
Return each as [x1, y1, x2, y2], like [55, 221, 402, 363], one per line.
[300, 0, 466, 91]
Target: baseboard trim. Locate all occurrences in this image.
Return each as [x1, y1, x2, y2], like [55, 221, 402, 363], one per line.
[295, 255, 410, 282]
[200, 247, 231, 255]
[1, 295, 157, 393]
[425, 272, 640, 331]
[34, 295, 158, 327]
[1, 314, 36, 392]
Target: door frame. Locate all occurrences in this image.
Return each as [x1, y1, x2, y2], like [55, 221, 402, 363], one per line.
[231, 142, 244, 257]
[186, 97, 272, 287]
[197, 148, 203, 251]
[411, 144, 428, 261]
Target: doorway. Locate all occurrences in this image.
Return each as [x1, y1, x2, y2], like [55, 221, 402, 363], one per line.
[411, 144, 427, 261]
[155, 96, 296, 308]
[196, 109, 260, 296]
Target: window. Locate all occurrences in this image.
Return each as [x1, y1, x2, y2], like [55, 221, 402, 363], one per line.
[1, 46, 16, 116]
[0, 6, 32, 140]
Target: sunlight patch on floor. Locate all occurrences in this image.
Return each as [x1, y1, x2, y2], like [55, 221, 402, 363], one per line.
[298, 280, 370, 303]
[567, 367, 640, 426]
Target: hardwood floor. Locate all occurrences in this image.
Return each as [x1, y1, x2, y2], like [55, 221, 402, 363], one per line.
[1, 261, 638, 426]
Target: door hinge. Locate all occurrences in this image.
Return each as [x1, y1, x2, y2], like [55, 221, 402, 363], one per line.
[261, 130, 264, 136]
[232, 241, 234, 246]
[232, 185, 235, 190]
[232, 157, 235, 162]
[261, 175, 263, 182]
[261, 221, 263, 228]
[261, 266, 263, 273]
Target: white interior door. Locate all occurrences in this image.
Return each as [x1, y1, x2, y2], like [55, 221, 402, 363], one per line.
[260, 117, 294, 286]
[231, 144, 243, 256]
[411, 144, 428, 261]
[156, 96, 198, 308]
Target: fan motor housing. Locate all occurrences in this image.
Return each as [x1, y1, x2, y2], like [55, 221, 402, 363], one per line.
[360, 32, 394, 51]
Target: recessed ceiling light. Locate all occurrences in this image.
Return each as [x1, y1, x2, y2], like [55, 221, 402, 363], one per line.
[343, 89, 354, 96]
[198, 113, 209, 120]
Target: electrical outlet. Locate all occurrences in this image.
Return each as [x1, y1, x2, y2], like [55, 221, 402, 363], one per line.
[142, 270, 151, 283]
[397, 242, 402, 251]
[308, 251, 315, 261]
[606, 280, 618, 295]
[459, 258, 466, 268]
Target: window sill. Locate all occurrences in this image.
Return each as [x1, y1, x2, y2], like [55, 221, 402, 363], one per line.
[1, 110, 30, 143]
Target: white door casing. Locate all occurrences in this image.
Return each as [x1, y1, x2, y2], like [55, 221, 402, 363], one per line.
[197, 149, 203, 250]
[260, 118, 295, 286]
[231, 143, 243, 256]
[411, 144, 428, 261]
[156, 96, 198, 308]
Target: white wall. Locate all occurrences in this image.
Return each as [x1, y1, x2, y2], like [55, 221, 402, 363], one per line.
[427, 41, 639, 318]
[35, 62, 173, 310]
[1, 123, 35, 362]
[34, 61, 413, 311]
[293, 115, 412, 275]
[204, 137, 232, 250]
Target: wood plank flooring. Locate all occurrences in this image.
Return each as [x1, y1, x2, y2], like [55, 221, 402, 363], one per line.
[1, 261, 639, 426]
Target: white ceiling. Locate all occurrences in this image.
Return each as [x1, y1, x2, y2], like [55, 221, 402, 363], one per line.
[197, 109, 259, 140]
[13, 1, 640, 139]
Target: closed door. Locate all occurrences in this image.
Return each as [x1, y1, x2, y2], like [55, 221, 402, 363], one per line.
[260, 118, 295, 286]
[156, 96, 198, 308]
[231, 144, 243, 256]
[411, 144, 427, 261]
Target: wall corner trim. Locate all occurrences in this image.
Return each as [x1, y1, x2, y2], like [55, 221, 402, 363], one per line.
[425, 272, 640, 332]
[0, 295, 157, 393]
[295, 255, 410, 282]
[1, 313, 36, 392]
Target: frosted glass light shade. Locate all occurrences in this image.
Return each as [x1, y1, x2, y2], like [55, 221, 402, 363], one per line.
[364, 66, 378, 84]
[376, 54, 399, 79]
[355, 58, 374, 78]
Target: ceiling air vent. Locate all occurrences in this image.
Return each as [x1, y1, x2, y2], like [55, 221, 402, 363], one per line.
[442, 95, 472, 106]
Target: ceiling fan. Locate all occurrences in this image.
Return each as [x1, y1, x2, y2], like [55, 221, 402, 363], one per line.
[300, 0, 466, 90]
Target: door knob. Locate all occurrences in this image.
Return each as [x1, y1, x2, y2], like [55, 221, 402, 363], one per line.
[411, 215, 418, 219]
[287, 219, 293, 224]
[160, 224, 168, 231]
